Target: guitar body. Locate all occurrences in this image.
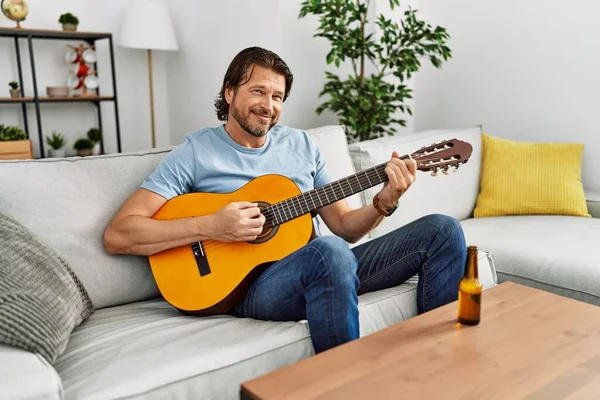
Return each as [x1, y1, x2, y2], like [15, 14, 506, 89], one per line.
[149, 174, 313, 316]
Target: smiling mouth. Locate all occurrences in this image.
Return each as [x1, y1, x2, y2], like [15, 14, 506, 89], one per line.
[253, 111, 271, 122]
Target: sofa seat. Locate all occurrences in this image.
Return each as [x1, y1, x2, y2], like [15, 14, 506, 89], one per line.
[460, 216, 600, 305]
[0, 345, 63, 400]
[53, 282, 417, 400]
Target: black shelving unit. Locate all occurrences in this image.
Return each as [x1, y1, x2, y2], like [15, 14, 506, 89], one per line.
[0, 26, 122, 157]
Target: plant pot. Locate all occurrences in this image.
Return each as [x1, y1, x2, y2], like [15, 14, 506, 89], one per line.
[48, 148, 66, 158]
[92, 142, 101, 155]
[9, 89, 21, 98]
[62, 23, 78, 32]
[0, 140, 32, 160]
[76, 148, 92, 157]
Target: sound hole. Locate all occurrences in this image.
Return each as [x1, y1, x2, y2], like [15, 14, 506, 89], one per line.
[249, 201, 278, 244]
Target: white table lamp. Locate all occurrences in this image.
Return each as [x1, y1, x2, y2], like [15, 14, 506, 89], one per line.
[117, 0, 178, 148]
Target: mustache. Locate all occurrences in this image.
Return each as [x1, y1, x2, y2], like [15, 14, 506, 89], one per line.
[251, 107, 273, 118]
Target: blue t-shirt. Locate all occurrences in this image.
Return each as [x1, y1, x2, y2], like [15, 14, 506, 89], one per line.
[141, 125, 333, 229]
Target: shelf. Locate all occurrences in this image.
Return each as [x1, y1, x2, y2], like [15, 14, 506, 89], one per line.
[0, 96, 115, 103]
[0, 27, 112, 40]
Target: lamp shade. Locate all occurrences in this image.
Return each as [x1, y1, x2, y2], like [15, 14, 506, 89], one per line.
[117, 0, 179, 51]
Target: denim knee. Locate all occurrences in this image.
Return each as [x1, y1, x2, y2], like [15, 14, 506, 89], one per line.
[425, 214, 464, 240]
[304, 236, 358, 287]
[425, 214, 466, 267]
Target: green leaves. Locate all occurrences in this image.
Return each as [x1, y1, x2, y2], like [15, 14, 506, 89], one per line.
[0, 124, 27, 141]
[299, 0, 452, 142]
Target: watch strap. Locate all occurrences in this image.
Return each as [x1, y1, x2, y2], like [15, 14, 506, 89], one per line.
[372, 194, 398, 217]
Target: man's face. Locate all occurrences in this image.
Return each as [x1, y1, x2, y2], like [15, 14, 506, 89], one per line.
[226, 65, 285, 137]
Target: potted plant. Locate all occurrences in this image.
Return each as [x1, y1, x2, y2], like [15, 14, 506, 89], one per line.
[9, 81, 21, 98]
[87, 127, 102, 155]
[58, 13, 79, 32]
[45, 131, 67, 158]
[299, 0, 452, 142]
[73, 138, 94, 157]
[0, 124, 32, 159]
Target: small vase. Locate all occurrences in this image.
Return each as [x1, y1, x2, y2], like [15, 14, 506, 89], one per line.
[77, 149, 92, 157]
[9, 89, 21, 98]
[48, 148, 66, 158]
[92, 142, 101, 155]
[62, 23, 78, 32]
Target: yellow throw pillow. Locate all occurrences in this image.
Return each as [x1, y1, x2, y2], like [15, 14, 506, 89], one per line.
[474, 134, 590, 218]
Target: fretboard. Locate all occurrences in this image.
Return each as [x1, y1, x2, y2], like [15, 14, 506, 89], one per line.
[264, 155, 408, 227]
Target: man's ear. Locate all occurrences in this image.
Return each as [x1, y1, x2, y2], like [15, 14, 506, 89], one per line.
[224, 85, 233, 105]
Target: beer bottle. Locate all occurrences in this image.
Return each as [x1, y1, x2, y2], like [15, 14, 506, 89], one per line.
[458, 246, 482, 325]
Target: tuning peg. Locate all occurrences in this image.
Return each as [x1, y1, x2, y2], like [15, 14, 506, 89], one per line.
[442, 166, 450, 175]
[431, 168, 439, 177]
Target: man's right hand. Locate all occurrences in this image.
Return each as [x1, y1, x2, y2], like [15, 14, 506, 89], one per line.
[208, 201, 266, 242]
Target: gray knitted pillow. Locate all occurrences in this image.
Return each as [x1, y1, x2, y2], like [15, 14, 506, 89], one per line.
[0, 213, 94, 364]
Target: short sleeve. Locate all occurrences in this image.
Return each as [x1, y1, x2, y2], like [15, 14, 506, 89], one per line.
[140, 137, 196, 200]
[313, 140, 332, 189]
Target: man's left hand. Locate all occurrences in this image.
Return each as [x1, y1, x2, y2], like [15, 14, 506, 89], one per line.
[377, 151, 417, 210]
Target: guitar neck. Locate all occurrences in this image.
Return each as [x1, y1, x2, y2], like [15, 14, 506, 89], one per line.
[265, 155, 409, 227]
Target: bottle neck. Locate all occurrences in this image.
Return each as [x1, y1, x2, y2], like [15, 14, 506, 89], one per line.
[465, 247, 479, 279]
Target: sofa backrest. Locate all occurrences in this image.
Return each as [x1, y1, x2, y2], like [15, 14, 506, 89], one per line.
[348, 126, 483, 239]
[0, 125, 360, 310]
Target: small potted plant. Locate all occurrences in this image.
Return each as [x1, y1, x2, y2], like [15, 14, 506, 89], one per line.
[58, 13, 79, 32]
[45, 131, 67, 158]
[87, 127, 102, 155]
[73, 138, 94, 157]
[9, 81, 21, 98]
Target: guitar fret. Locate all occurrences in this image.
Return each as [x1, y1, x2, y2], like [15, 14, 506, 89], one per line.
[303, 194, 311, 215]
[375, 166, 385, 183]
[322, 187, 331, 205]
[365, 170, 373, 187]
[294, 196, 303, 218]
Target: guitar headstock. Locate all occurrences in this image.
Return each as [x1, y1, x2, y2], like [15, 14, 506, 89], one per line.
[411, 139, 473, 176]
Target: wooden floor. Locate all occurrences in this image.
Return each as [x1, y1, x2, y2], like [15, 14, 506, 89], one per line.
[241, 282, 600, 400]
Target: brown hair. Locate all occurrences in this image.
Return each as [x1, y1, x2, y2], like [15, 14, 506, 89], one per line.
[215, 47, 294, 121]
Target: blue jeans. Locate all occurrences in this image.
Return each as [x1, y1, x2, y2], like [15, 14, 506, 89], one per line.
[231, 214, 467, 353]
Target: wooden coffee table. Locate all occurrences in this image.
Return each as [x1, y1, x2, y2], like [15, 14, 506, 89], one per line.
[240, 282, 600, 399]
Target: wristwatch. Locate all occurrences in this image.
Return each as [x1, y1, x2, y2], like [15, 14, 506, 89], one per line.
[372, 194, 398, 217]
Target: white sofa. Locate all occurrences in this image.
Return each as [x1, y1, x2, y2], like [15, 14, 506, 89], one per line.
[1, 125, 598, 400]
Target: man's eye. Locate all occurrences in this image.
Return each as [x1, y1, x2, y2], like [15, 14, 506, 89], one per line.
[274, 95, 283, 101]
[254, 89, 263, 94]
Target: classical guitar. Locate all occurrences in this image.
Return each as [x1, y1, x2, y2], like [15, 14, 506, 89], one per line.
[149, 139, 473, 316]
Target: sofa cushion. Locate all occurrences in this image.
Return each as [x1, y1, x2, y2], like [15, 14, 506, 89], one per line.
[474, 134, 589, 218]
[53, 283, 418, 400]
[460, 216, 600, 305]
[0, 149, 173, 309]
[348, 126, 482, 238]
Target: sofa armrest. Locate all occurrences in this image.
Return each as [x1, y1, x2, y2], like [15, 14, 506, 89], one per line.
[0, 345, 63, 400]
[586, 190, 600, 219]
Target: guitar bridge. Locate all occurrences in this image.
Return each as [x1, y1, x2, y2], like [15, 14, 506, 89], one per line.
[191, 242, 211, 276]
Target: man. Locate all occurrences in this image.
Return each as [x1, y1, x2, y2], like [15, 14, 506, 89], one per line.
[103, 46, 466, 354]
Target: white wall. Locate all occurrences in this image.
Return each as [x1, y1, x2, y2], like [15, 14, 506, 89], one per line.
[414, 0, 600, 191]
[0, 0, 169, 157]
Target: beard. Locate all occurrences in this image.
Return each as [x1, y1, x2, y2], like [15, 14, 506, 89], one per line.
[230, 99, 276, 138]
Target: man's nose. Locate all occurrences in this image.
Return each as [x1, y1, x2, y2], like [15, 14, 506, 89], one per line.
[259, 95, 273, 113]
